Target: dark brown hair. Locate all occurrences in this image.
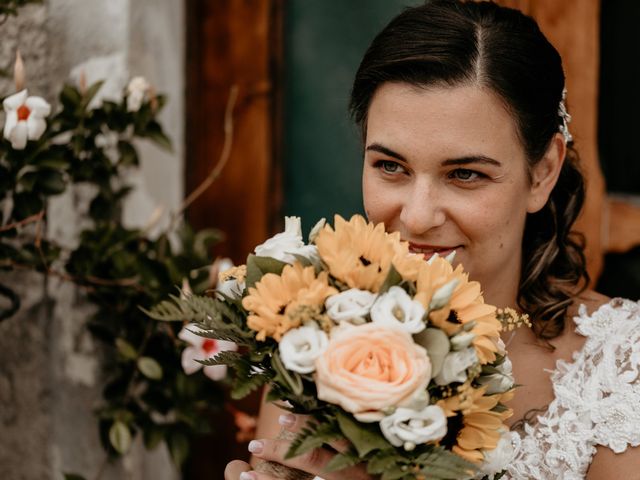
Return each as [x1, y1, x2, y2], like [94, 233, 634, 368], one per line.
[349, 0, 588, 339]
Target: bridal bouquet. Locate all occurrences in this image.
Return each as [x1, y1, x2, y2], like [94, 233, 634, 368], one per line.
[148, 215, 524, 480]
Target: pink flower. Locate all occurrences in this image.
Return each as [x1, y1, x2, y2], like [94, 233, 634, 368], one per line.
[314, 323, 432, 422]
[178, 324, 237, 381]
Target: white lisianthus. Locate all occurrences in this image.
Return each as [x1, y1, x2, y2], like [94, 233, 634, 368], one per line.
[325, 289, 376, 325]
[450, 331, 476, 350]
[370, 286, 426, 334]
[380, 405, 448, 450]
[477, 357, 514, 395]
[279, 322, 328, 374]
[479, 430, 518, 477]
[308, 217, 326, 244]
[429, 279, 459, 310]
[254, 216, 318, 264]
[3, 89, 51, 150]
[126, 76, 150, 112]
[178, 325, 237, 381]
[435, 347, 478, 385]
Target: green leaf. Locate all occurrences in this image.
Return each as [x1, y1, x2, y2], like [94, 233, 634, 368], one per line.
[109, 421, 132, 454]
[230, 371, 270, 400]
[11, 192, 43, 220]
[415, 446, 478, 479]
[323, 449, 360, 472]
[60, 84, 82, 110]
[168, 431, 190, 466]
[246, 254, 288, 289]
[145, 121, 172, 151]
[115, 338, 138, 360]
[117, 140, 139, 167]
[36, 168, 66, 195]
[286, 421, 343, 460]
[63, 474, 87, 480]
[196, 349, 243, 367]
[137, 356, 163, 380]
[366, 450, 400, 474]
[335, 410, 389, 458]
[379, 264, 403, 294]
[143, 424, 164, 450]
[81, 80, 105, 110]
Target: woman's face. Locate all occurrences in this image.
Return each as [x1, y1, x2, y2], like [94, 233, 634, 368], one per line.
[362, 83, 546, 306]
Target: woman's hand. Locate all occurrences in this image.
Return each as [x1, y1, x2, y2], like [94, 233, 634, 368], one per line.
[224, 413, 373, 480]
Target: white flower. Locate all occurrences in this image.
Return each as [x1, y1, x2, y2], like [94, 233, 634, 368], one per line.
[308, 217, 326, 243]
[279, 322, 328, 374]
[429, 279, 459, 310]
[178, 324, 237, 381]
[3, 89, 51, 150]
[254, 216, 318, 264]
[434, 347, 478, 385]
[325, 289, 377, 325]
[126, 76, 150, 112]
[477, 357, 514, 395]
[450, 331, 476, 350]
[370, 286, 426, 334]
[479, 430, 517, 477]
[380, 405, 448, 450]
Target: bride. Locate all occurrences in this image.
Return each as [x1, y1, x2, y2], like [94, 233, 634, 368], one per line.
[225, 1, 640, 478]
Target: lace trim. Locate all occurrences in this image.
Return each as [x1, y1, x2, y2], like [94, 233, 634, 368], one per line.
[505, 298, 640, 479]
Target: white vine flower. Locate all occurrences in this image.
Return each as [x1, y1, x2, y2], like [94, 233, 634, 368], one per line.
[126, 76, 150, 112]
[3, 89, 51, 150]
[178, 325, 237, 381]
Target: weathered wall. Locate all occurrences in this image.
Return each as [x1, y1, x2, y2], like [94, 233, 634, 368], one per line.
[0, 1, 184, 479]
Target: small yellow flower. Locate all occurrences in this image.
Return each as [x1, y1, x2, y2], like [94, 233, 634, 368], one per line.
[220, 265, 247, 284]
[438, 385, 513, 464]
[242, 263, 337, 341]
[315, 215, 414, 292]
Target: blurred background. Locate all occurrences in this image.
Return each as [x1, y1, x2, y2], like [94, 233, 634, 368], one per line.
[0, 0, 638, 479]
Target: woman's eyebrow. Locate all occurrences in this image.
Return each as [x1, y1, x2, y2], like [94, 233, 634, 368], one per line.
[365, 143, 406, 161]
[442, 156, 502, 167]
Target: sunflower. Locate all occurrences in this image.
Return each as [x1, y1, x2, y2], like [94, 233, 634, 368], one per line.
[315, 215, 417, 292]
[438, 385, 513, 464]
[242, 262, 338, 341]
[414, 256, 502, 364]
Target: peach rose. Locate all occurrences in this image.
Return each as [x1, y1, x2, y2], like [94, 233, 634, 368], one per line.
[314, 323, 432, 422]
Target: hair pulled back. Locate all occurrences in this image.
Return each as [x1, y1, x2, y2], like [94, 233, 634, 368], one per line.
[349, 0, 588, 339]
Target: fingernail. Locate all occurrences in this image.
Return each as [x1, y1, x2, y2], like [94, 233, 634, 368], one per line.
[248, 440, 263, 454]
[278, 413, 295, 428]
[239, 472, 256, 480]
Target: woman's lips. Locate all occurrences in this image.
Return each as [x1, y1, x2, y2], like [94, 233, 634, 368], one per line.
[408, 243, 459, 260]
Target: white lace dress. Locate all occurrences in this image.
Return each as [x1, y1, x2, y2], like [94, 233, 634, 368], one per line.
[505, 298, 640, 479]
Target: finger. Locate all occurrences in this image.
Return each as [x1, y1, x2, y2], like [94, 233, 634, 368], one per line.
[277, 414, 350, 454]
[237, 471, 279, 480]
[224, 460, 251, 479]
[249, 438, 370, 480]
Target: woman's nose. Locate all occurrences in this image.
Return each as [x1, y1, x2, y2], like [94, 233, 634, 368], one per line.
[399, 183, 446, 236]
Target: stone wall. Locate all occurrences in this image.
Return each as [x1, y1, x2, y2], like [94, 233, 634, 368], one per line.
[0, 1, 184, 479]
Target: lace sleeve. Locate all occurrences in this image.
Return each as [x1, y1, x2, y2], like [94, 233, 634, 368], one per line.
[574, 298, 640, 453]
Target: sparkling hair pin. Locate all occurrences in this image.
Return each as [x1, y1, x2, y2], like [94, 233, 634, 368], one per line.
[558, 87, 573, 143]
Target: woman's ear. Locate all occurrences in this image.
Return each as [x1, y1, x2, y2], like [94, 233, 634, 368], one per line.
[526, 133, 566, 213]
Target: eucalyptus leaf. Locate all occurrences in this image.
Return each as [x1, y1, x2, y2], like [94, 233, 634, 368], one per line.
[115, 338, 138, 360]
[245, 254, 288, 289]
[412, 328, 450, 377]
[379, 264, 403, 294]
[168, 431, 190, 466]
[109, 421, 132, 454]
[137, 356, 163, 380]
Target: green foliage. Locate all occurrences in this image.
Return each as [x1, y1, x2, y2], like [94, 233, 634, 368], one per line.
[0, 0, 42, 19]
[0, 77, 226, 474]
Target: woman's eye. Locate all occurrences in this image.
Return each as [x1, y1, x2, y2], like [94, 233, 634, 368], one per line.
[449, 168, 481, 182]
[376, 160, 403, 174]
